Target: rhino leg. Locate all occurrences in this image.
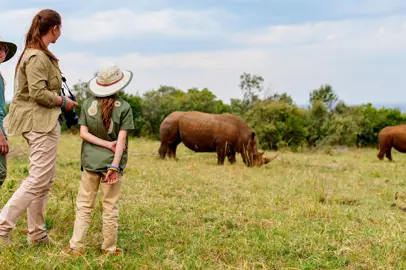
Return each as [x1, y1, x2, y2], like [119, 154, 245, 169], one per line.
[227, 148, 236, 164]
[168, 143, 179, 159]
[159, 143, 168, 159]
[216, 145, 226, 165]
[377, 148, 385, 160]
[386, 147, 393, 161]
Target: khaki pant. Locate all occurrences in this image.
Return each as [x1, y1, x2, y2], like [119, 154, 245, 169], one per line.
[0, 122, 60, 240]
[69, 169, 121, 252]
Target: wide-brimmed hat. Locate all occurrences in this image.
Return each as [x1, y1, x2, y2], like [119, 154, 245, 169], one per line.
[0, 37, 17, 63]
[88, 61, 133, 97]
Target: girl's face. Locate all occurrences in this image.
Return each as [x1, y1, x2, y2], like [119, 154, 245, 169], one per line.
[0, 45, 7, 63]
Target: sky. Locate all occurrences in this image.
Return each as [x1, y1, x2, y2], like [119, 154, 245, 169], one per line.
[1, 0, 406, 105]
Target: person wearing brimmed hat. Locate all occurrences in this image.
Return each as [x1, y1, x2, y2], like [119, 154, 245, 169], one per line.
[62, 61, 135, 257]
[0, 37, 17, 188]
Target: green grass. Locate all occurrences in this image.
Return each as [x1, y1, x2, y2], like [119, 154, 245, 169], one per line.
[1, 134, 406, 269]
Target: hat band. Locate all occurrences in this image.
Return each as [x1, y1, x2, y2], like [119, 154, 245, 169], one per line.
[96, 72, 124, 87]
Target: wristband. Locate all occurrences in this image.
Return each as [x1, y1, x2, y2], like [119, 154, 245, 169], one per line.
[107, 165, 121, 172]
[60, 96, 66, 108]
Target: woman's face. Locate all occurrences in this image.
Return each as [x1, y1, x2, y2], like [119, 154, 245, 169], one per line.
[0, 45, 7, 63]
[50, 23, 62, 43]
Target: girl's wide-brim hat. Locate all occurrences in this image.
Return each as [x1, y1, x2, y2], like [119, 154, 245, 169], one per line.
[0, 37, 17, 63]
[88, 61, 133, 97]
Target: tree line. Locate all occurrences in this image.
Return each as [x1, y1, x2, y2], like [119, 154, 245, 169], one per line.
[63, 72, 405, 151]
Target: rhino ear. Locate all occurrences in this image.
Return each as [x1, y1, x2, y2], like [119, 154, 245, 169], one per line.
[251, 132, 256, 140]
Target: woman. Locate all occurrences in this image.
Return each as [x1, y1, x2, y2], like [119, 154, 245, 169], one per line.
[62, 61, 134, 256]
[0, 9, 77, 247]
[0, 37, 17, 187]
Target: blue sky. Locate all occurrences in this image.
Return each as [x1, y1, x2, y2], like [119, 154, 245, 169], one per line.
[1, 1, 406, 104]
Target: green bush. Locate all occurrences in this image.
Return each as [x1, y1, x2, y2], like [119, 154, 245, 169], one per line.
[246, 101, 309, 151]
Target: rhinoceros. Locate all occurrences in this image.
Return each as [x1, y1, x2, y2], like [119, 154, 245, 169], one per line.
[158, 111, 279, 167]
[377, 124, 406, 161]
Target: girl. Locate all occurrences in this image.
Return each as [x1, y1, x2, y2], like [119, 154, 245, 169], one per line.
[0, 9, 77, 247]
[62, 61, 134, 256]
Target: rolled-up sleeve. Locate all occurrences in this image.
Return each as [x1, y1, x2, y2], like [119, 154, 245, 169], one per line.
[26, 55, 59, 107]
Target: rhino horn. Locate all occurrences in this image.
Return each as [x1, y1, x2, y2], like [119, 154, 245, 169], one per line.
[263, 152, 280, 164]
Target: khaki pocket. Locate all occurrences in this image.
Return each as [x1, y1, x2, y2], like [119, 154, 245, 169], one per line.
[48, 74, 62, 91]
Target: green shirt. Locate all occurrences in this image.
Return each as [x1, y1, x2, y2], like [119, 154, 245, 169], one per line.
[79, 96, 135, 173]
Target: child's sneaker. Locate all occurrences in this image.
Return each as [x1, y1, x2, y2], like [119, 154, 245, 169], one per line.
[102, 247, 123, 257]
[61, 247, 84, 257]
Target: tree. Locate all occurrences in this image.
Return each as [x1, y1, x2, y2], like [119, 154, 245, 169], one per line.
[266, 92, 294, 105]
[309, 84, 338, 111]
[117, 91, 144, 137]
[307, 100, 329, 146]
[141, 86, 185, 138]
[239, 72, 264, 104]
[179, 88, 230, 114]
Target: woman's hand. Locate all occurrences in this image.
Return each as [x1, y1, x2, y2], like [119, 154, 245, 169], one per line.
[58, 96, 78, 111]
[105, 169, 119, 184]
[63, 96, 78, 111]
[0, 133, 8, 155]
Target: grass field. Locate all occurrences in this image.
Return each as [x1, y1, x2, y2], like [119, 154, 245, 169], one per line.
[0, 133, 406, 269]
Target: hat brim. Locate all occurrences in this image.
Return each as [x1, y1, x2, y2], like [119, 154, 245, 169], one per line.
[0, 41, 17, 63]
[88, 70, 133, 97]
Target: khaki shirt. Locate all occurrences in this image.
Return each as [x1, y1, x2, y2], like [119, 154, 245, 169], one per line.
[79, 96, 135, 173]
[4, 49, 62, 136]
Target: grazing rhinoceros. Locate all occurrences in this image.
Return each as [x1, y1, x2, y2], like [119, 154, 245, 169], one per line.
[158, 111, 279, 167]
[377, 124, 406, 161]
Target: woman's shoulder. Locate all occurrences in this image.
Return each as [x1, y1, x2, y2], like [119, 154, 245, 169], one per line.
[24, 49, 47, 59]
[22, 49, 50, 67]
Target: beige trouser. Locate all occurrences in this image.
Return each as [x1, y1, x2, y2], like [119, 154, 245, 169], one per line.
[0, 122, 60, 240]
[69, 169, 121, 252]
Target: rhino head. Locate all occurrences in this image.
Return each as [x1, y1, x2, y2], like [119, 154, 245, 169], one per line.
[242, 132, 279, 167]
[253, 151, 280, 167]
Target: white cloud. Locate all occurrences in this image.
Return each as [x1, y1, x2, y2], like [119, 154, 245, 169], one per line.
[234, 15, 406, 51]
[0, 7, 230, 44]
[0, 9, 38, 43]
[334, 0, 406, 16]
[48, 40, 406, 106]
[1, 7, 406, 106]
[64, 8, 228, 42]
[55, 49, 267, 102]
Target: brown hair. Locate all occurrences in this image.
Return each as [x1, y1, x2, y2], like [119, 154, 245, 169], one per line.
[15, 9, 62, 73]
[99, 95, 117, 130]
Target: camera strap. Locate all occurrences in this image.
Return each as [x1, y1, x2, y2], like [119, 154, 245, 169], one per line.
[61, 77, 74, 98]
